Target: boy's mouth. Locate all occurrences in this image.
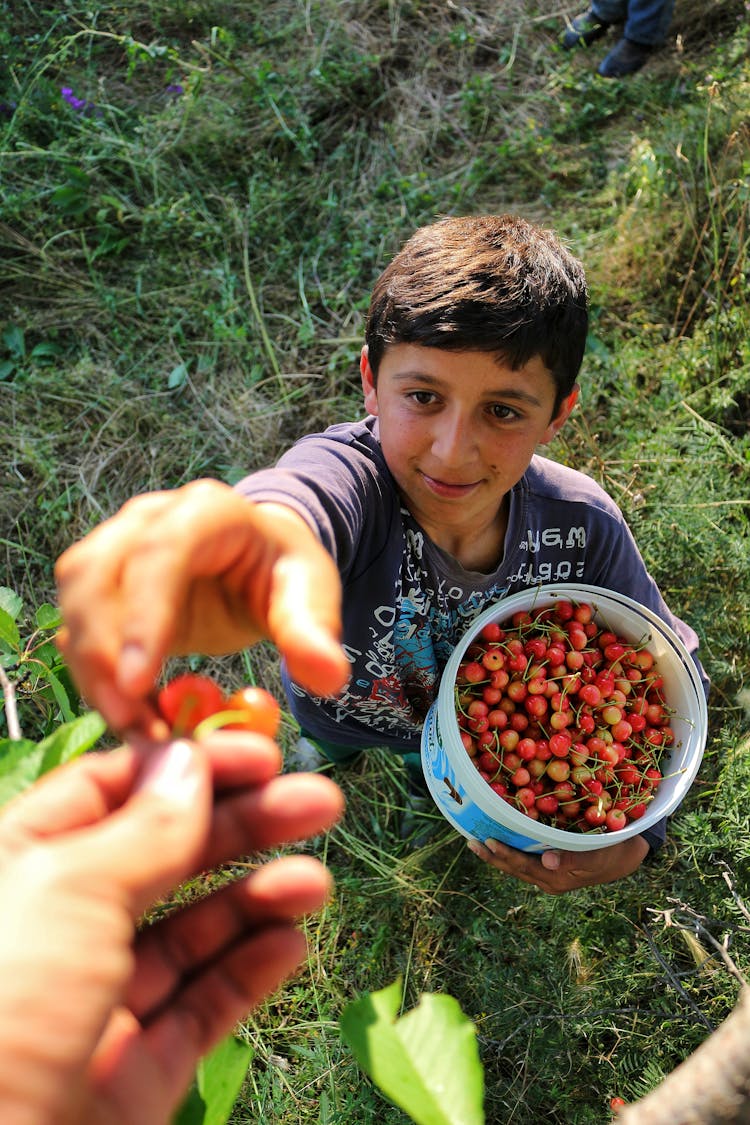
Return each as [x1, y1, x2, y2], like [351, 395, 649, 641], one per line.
[420, 472, 481, 498]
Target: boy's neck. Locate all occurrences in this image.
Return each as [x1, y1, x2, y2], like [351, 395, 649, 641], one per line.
[410, 493, 509, 574]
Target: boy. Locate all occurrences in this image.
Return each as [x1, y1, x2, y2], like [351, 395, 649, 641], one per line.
[55, 214, 708, 895]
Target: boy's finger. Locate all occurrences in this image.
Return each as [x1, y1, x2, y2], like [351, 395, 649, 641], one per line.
[267, 551, 351, 697]
[55, 493, 180, 728]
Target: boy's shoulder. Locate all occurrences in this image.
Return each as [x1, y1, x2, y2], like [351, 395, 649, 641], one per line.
[524, 454, 622, 515]
[296, 416, 379, 451]
[288, 416, 390, 480]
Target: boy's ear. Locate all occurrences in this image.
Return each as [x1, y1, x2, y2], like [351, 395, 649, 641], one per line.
[360, 346, 379, 414]
[541, 384, 579, 444]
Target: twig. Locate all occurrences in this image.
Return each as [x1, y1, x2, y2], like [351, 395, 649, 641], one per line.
[479, 1004, 713, 1055]
[0, 666, 22, 740]
[715, 857, 750, 927]
[641, 923, 716, 1032]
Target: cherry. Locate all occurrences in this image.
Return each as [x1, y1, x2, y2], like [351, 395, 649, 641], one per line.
[157, 674, 226, 735]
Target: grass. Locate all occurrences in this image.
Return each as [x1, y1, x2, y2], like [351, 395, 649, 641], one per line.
[2, 1, 750, 1122]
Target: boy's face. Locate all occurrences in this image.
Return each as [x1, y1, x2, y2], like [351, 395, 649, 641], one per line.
[360, 344, 577, 565]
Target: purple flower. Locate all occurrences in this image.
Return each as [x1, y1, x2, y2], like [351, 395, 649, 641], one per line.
[165, 83, 184, 96]
[61, 86, 100, 116]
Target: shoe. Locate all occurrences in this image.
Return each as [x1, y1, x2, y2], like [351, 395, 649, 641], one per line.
[561, 10, 610, 50]
[284, 736, 329, 772]
[598, 37, 653, 77]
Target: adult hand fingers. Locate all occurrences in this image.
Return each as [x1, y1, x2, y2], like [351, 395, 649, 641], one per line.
[0, 733, 282, 843]
[92, 924, 311, 1121]
[128, 854, 332, 1019]
[56, 742, 214, 917]
[204, 772, 345, 870]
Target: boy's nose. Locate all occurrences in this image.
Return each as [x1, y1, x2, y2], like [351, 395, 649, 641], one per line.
[431, 412, 476, 467]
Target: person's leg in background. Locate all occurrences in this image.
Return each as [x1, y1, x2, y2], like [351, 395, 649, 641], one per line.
[561, 1, 675, 77]
[285, 732, 362, 772]
[560, 3, 626, 51]
[598, 0, 675, 77]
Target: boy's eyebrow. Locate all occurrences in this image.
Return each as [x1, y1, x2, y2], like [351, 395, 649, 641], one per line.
[389, 369, 545, 407]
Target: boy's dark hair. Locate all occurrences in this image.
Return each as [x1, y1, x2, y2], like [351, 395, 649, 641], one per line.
[365, 214, 588, 409]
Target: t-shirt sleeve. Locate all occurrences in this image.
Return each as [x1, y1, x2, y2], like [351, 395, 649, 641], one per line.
[589, 514, 709, 700]
[233, 429, 394, 578]
[525, 460, 709, 701]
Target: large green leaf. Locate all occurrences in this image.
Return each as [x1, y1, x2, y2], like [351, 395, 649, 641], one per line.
[340, 978, 485, 1125]
[0, 739, 45, 806]
[35, 603, 63, 630]
[37, 666, 75, 722]
[0, 587, 23, 619]
[38, 711, 107, 774]
[172, 1035, 253, 1125]
[0, 607, 20, 651]
[0, 712, 107, 807]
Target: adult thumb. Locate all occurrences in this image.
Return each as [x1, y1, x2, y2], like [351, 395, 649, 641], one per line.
[71, 741, 212, 916]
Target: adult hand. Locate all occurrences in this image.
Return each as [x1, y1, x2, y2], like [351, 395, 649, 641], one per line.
[467, 833, 650, 894]
[54, 481, 350, 737]
[0, 732, 344, 1125]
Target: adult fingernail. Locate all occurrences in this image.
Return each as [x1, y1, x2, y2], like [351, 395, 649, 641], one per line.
[137, 740, 202, 806]
[118, 641, 150, 690]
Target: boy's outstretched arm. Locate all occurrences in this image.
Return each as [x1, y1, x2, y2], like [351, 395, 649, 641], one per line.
[55, 480, 350, 737]
[467, 835, 650, 894]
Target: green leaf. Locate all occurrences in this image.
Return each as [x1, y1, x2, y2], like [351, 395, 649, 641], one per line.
[0, 717, 105, 811]
[172, 1036, 253, 1125]
[0, 607, 20, 651]
[39, 666, 74, 721]
[168, 361, 189, 388]
[171, 1086, 207, 1125]
[340, 979, 485, 1125]
[0, 739, 45, 806]
[0, 358, 16, 380]
[29, 341, 64, 361]
[51, 168, 91, 215]
[198, 1036, 253, 1125]
[38, 710, 107, 775]
[0, 587, 23, 620]
[2, 324, 25, 358]
[35, 603, 63, 630]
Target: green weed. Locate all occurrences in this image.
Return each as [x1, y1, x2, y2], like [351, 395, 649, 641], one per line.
[1, 2, 749, 1122]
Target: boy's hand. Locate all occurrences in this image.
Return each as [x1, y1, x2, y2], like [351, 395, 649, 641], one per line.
[55, 481, 350, 737]
[467, 834, 650, 893]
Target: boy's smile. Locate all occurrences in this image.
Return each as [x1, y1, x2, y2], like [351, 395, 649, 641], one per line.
[361, 344, 577, 572]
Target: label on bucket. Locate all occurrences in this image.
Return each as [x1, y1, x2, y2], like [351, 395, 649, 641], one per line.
[420, 705, 546, 852]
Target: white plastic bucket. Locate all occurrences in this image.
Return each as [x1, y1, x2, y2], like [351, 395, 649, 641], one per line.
[420, 583, 708, 852]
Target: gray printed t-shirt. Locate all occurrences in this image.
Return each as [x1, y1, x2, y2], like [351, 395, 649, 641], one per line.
[237, 416, 708, 851]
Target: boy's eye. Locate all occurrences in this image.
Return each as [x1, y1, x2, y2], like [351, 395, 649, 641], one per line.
[408, 390, 437, 405]
[488, 403, 519, 420]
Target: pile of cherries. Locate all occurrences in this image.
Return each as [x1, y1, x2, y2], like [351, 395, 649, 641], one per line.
[455, 599, 675, 834]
